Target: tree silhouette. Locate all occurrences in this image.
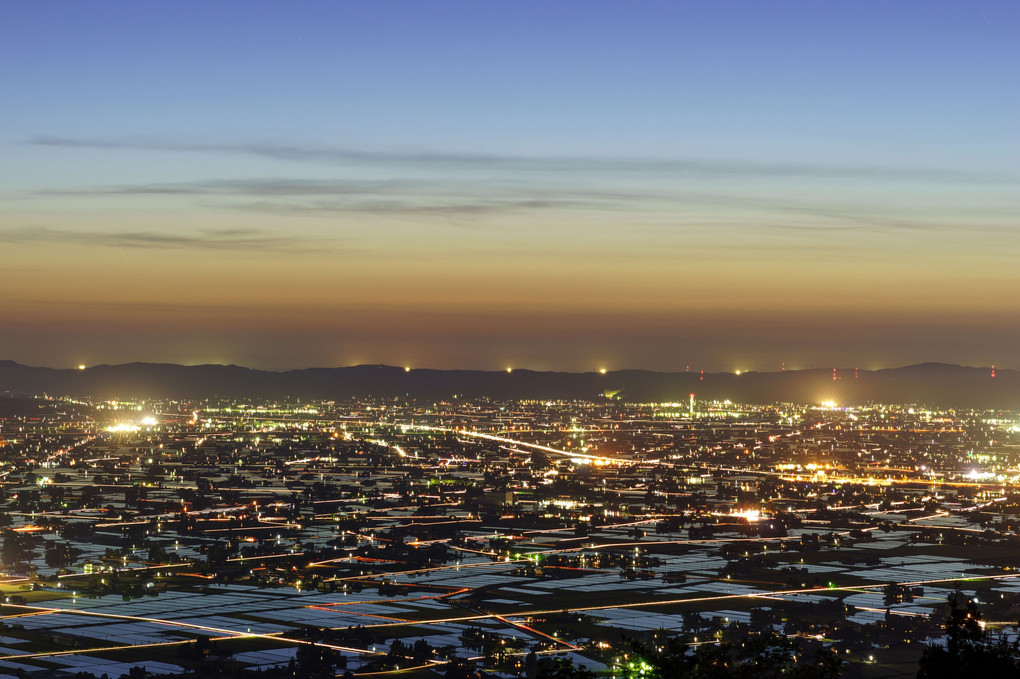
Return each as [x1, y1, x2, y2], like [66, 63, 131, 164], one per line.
[629, 630, 842, 679]
[918, 590, 1020, 678]
[536, 657, 595, 679]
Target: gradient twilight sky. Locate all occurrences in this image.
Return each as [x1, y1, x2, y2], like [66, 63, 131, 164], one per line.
[2, 1, 1018, 372]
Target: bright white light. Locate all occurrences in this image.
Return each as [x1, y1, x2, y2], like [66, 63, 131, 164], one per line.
[105, 424, 139, 433]
[140, 416, 158, 426]
[77, 364, 86, 370]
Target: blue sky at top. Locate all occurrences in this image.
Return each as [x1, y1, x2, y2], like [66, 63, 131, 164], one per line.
[1, 1, 1017, 370]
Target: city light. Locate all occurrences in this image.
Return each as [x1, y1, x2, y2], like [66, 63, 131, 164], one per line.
[3, 4, 1011, 673]
[3, 389, 1018, 675]
[105, 423, 140, 433]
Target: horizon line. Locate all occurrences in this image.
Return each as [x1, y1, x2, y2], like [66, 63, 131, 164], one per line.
[1, 359, 1010, 375]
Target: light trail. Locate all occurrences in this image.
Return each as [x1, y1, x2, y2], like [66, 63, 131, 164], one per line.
[492, 613, 579, 651]
[304, 589, 469, 609]
[854, 606, 929, 618]
[315, 571, 1020, 632]
[346, 420, 619, 463]
[4, 638, 197, 660]
[0, 602, 376, 657]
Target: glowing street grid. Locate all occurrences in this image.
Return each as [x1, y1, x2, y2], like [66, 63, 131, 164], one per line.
[1, 398, 1019, 675]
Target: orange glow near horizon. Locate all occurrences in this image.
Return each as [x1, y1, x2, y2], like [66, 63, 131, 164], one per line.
[2, 231, 1016, 371]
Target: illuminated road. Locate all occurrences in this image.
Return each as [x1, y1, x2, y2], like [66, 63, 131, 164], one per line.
[0, 601, 378, 658]
[341, 420, 619, 463]
[8, 567, 1005, 663]
[312, 571, 1020, 632]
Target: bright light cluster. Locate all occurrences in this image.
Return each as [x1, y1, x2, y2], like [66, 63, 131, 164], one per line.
[105, 423, 140, 433]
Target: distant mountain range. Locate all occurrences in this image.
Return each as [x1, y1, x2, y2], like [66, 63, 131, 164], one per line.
[0, 360, 1015, 409]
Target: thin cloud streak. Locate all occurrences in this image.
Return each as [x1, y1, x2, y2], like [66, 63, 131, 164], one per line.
[0, 226, 330, 253]
[26, 135, 1011, 184]
[36, 178, 422, 198]
[35, 177, 651, 205]
[30, 178, 656, 222]
[24, 176, 1009, 234]
[231, 198, 598, 217]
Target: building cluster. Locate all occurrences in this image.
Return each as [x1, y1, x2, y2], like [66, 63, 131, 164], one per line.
[0, 395, 1019, 676]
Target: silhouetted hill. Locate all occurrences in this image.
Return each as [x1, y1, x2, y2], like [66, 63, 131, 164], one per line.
[0, 360, 1015, 409]
[0, 394, 93, 418]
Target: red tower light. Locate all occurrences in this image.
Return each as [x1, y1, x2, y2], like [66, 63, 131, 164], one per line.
[992, 365, 996, 378]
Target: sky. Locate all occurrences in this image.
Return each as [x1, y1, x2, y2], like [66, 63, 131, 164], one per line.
[2, 1, 1017, 372]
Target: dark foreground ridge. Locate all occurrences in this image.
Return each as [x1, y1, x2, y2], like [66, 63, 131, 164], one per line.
[0, 360, 1015, 408]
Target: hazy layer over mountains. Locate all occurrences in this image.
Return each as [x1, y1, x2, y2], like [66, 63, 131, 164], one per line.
[0, 361, 1015, 409]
